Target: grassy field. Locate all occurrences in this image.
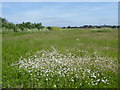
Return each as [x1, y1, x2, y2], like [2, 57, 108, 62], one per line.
[2, 28, 119, 88]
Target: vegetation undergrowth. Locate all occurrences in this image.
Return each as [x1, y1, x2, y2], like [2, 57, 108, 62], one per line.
[2, 29, 118, 88]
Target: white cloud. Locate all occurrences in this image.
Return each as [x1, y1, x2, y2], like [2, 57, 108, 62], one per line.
[1, 0, 119, 2]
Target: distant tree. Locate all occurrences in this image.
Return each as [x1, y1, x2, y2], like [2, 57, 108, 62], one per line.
[24, 22, 31, 29]
[36, 23, 43, 30]
[47, 26, 52, 30]
[1, 17, 47, 32]
[83, 25, 89, 28]
[88, 25, 93, 28]
[0, 17, 8, 28]
[67, 26, 71, 28]
[16, 24, 25, 31]
[112, 25, 117, 28]
[7, 23, 18, 32]
[1, 17, 8, 24]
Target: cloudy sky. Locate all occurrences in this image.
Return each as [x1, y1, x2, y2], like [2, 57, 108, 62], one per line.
[2, 2, 118, 27]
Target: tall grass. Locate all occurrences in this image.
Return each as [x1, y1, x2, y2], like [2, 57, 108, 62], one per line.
[0, 31, 2, 89]
[2, 28, 118, 88]
[90, 28, 112, 32]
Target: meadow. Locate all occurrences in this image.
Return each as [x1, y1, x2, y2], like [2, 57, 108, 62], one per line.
[2, 28, 119, 88]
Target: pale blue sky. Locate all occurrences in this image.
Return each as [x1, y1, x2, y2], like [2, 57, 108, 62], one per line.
[2, 2, 118, 26]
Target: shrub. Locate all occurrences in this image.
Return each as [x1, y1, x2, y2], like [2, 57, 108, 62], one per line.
[47, 26, 61, 31]
[2, 27, 14, 34]
[51, 27, 61, 31]
[47, 26, 52, 30]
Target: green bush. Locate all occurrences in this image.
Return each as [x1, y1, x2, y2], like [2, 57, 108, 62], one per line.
[51, 27, 61, 31]
[2, 27, 14, 34]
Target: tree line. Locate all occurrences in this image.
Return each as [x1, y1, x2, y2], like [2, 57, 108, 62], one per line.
[1, 17, 119, 33]
[0, 17, 51, 32]
[62, 25, 120, 29]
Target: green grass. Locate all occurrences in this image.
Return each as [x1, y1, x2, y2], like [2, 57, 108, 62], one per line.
[0, 33, 2, 89]
[2, 28, 118, 88]
[90, 28, 112, 32]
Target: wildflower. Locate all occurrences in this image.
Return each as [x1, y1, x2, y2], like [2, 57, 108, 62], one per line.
[11, 47, 116, 87]
[53, 85, 56, 88]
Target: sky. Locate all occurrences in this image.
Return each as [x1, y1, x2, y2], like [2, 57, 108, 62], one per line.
[1, 2, 118, 27]
[1, 0, 120, 2]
